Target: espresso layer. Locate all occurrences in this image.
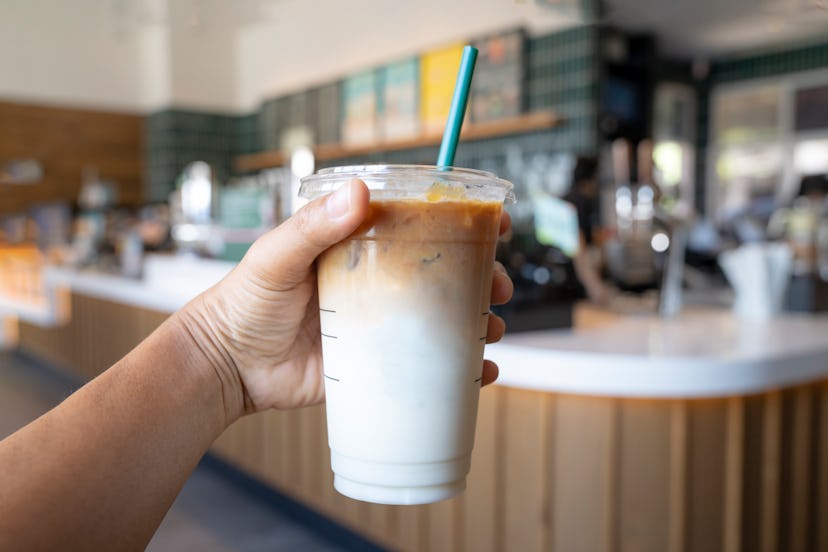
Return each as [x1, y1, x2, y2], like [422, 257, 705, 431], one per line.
[316, 199, 501, 466]
[350, 200, 502, 243]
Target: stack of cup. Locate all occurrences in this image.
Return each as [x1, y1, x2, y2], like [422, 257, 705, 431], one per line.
[719, 242, 793, 321]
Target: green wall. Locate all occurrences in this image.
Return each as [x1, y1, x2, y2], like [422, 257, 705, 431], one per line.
[144, 24, 601, 203]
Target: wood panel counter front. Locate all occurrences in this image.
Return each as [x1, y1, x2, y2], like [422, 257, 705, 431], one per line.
[13, 274, 828, 552]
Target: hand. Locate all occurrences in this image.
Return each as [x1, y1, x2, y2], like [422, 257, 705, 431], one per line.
[181, 179, 514, 419]
[586, 281, 617, 306]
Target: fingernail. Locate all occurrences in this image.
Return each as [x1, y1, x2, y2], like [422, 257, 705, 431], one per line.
[326, 183, 351, 219]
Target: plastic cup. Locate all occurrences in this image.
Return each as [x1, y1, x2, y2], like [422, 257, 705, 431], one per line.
[299, 164, 513, 505]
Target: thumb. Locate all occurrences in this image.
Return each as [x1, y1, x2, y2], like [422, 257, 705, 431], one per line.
[243, 178, 370, 288]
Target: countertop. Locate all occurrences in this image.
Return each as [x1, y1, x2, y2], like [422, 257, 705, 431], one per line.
[44, 255, 236, 314]
[487, 308, 828, 398]
[3, 254, 828, 398]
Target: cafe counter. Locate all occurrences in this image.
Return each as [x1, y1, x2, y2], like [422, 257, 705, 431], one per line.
[4, 255, 828, 552]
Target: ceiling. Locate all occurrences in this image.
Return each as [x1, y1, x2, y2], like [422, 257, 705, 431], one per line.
[603, 0, 828, 59]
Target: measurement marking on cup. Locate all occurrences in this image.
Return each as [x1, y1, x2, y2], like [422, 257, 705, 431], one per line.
[479, 336, 487, 341]
[320, 308, 337, 313]
[481, 312, 489, 316]
[473, 377, 482, 383]
[321, 333, 338, 339]
[324, 374, 340, 382]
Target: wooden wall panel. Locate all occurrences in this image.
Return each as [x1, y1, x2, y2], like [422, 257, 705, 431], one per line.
[761, 392, 782, 552]
[463, 385, 500, 552]
[816, 384, 828, 552]
[617, 400, 672, 552]
[258, 409, 281, 486]
[686, 399, 727, 552]
[552, 394, 617, 552]
[298, 404, 326, 501]
[787, 387, 813, 552]
[426, 497, 457, 551]
[740, 394, 765, 552]
[667, 402, 688, 552]
[18, 294, 165, 378]
[502, 387, 548, 552]
[279, 408, 303, 497]
[722, 398, 744, 552]
[396, 503, 425, 551]
[0, 101, 143, 216]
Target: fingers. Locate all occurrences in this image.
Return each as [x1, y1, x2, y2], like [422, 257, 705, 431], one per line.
[480, 360, 499, 387]
[499, 209, 511, 237]
[243, 179, 370, 288]
[491, 262, 513, 306]
[485, 312, 506, 344]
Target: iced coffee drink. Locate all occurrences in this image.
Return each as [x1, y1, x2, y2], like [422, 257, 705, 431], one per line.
[299, 165, 513, 505]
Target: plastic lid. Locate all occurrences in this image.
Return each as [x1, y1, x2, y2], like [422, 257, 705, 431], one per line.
[299, 164, 514, 203]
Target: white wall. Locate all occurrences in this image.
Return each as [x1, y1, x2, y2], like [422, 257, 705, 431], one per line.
[236, 0, 581, 111]
[0, 0, 166, 112]
[0, 0, 581, 113]
[166, 0, 239, 113]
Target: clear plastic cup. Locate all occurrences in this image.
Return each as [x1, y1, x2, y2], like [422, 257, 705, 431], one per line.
[300, 164, 513, 505]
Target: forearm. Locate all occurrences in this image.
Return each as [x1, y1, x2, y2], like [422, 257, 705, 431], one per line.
[0, 308, 234, 550]
[573, 247, 605, 299]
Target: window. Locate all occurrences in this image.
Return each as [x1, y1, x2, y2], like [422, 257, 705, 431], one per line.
[713, 85, 781, 144]
[709, 71, 828, 218]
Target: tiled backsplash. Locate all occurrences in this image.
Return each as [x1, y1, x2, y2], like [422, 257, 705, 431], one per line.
[234, 113, 260, 156]
[145, 110, 260, 202]
[527, 25, 598, 154]
[145, 110, 233, 202]
[711, 41, 828, 84]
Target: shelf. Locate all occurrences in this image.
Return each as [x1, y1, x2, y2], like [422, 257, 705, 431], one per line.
[234, 111, 562, 172]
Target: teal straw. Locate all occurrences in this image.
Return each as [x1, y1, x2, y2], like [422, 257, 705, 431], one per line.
[437, 45, 478, 168]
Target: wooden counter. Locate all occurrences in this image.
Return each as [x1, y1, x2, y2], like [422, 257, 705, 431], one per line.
[16, 292, 828, 551]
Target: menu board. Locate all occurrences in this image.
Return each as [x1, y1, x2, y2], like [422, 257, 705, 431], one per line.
[315, 81, 341, 145]
[342, 70, 381, 146]
[380, 58, 420, 141]
[420, 43, 464, 135]
[795, 84, 828, 132]
[471, 29, 526, 123]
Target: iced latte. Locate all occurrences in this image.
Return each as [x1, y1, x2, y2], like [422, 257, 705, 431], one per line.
[300, 165, 513, 505]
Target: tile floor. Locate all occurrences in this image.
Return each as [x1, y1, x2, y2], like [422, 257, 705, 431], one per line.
[0, 352, 374, 552]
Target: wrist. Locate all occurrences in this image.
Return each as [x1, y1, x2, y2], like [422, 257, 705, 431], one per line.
[173, 291, 247, 426]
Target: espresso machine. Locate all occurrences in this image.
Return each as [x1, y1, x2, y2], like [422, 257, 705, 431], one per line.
[603, 139, 661, 290]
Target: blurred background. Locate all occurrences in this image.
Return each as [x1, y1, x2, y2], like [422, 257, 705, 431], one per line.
[4, 0, 828, 323]
[3, 1, 828, 551]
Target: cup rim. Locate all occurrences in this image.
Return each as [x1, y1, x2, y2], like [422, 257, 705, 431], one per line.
[300, 164, 514, 202]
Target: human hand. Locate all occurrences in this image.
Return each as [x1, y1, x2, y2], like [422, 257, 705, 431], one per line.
[180, 179, 513, 420]
[586, 281, 618, 306]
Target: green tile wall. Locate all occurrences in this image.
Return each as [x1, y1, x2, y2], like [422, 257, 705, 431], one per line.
[526, 25, 600, 154]
[234, 113, 260, 156]
[710, 41, 828, 84]
[320, 25, 601, 198]
[145, 109, 260, 202]
[145, 24, 600, 202]
[256, 82, 340, 152]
